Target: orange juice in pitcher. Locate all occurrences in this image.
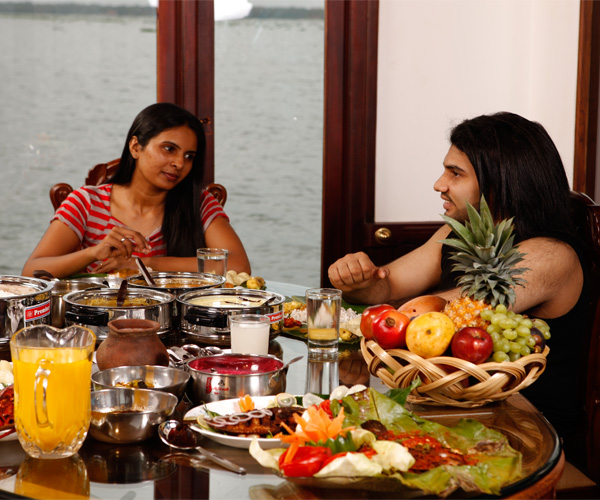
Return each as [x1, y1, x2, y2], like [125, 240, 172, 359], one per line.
[10, 325, 95, 459]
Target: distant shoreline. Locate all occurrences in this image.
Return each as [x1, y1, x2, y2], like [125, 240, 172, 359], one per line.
[0, 2, 324, 19]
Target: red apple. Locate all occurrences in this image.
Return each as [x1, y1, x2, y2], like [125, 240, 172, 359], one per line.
[372, 310, 410, 349]
[451, 327, 494, 364]
[360, 304, 395, 340]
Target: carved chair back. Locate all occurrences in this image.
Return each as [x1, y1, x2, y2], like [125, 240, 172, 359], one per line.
[49, 159, 227, 211]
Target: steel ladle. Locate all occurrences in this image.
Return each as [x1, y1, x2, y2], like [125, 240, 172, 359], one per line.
[158, 420, 246, 475]
[135, 257, 157, 286]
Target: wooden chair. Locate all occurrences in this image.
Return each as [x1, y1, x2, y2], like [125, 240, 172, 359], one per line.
[556, 191, 600, 497]
[49, 159, 227, 211]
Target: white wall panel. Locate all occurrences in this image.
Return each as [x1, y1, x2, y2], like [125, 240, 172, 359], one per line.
[375, 0, 580, 222]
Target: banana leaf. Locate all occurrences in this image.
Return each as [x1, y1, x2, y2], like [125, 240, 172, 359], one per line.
[340, 388, 522, 496]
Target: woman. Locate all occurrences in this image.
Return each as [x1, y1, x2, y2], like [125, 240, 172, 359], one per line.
[22, 103, 251, 278]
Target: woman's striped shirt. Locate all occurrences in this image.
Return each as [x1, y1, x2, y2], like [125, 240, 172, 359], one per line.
[53, 184, 228, 272]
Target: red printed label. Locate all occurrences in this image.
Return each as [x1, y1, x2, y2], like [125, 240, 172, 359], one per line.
[205, 377, 229, 396]
[267, 311, 283, 323]
[24, 300, 51, 322]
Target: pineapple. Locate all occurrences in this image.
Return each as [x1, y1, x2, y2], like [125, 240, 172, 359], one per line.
[441, 196, 528, 330]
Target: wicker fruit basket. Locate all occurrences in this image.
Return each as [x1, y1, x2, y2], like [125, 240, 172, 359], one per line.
[361, 338, 549, 408]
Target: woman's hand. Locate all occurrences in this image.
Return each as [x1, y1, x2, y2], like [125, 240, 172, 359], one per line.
[93, 228, 151, 264]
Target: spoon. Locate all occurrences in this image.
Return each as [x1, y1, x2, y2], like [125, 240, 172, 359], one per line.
[116, 279, 128, 307]
[282, 355, 303, 371]
[135, 257, 157, 286]
[158, 420, 246, 475]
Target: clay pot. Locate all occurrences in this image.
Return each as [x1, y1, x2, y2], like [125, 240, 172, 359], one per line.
[96, 319, 169, 371]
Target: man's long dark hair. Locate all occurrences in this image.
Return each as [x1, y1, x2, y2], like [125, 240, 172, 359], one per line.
[110, 102, 206, 256]
[450, 112, 574, 241]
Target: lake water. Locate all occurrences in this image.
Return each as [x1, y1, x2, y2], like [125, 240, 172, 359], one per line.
[0, 9, 324, 287]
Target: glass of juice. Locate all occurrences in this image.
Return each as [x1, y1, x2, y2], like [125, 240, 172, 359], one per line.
[10, 325, 96, 459]
[229, 314, 270, 355]
[306, 288, 342, 357]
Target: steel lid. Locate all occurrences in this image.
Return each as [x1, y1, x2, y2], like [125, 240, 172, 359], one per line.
[0, 275, 54, 298]
[127, 272, 225, 292]
[176, 288, 285, 309]
[63, 287, 175, 308]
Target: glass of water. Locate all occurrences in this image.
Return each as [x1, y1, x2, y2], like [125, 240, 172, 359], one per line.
[197, 248, 228, 277]
[306, 288, 342, 357]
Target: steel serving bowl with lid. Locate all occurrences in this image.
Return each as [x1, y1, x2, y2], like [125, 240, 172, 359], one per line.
[185, 353, 288, 404]
[63, 288, 175, 341]
[177, 288, 285, 345]
[0, 275, 54, 345]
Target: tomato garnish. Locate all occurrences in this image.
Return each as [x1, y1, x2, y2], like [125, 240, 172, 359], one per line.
[284, 317, 302, 328]
[317, 399, 333, 418]
[278, 446, 332, 477]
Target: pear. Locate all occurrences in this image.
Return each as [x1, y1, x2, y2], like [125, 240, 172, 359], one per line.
[405, 312, 456, 358]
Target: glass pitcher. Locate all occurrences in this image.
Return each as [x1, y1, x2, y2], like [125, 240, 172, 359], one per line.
[10, 325, 96, 458]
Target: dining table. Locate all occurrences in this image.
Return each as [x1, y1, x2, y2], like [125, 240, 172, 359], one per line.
[0, 281, 565, 500]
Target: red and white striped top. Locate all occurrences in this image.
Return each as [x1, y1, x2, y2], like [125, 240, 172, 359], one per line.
[53, 184, 229, 273]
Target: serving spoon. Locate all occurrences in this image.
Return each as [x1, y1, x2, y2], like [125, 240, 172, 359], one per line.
[158, 420, 246, 474]
[116, 279, 128, 307]
[135, 257, 157, 286]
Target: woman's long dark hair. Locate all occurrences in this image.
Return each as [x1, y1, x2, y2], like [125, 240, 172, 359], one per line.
[450, 112, 573, 241]
[110, 102, 206, 256]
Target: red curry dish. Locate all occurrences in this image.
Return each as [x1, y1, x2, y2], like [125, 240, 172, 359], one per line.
[0, 386, 14, 428]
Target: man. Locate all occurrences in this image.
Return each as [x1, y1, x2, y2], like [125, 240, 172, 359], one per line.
[328, 112, 590, 468]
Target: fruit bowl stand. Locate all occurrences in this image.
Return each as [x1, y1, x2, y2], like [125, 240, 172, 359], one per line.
[361, 338, 549, 408]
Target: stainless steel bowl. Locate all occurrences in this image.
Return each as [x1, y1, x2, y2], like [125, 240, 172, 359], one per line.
[50, 277, 107, 328]
[0, 275, 54, 345]
[89, 388, 178, 444]
[63, 288, 175, 341]
[185, 353, 287, 404]
[91, 365, 190, 401]
[177, 289, 285, 345]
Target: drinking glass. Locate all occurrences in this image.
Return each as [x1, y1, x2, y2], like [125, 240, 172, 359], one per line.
[305, 356, 339, 395]
[196, 248, 228, 277]
[229, 314, 270, 355]
[10, 325, 96, 459]
[306, 288, 342, 357]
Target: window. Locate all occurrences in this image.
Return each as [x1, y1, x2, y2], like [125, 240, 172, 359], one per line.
[0, 3, 156, 274]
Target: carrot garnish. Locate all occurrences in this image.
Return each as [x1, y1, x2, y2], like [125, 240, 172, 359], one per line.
[238, 394, 254, 413]
[279, 406, 354, 464]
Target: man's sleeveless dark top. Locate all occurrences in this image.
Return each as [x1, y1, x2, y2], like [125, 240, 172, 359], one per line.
[438, 231, 591, 465]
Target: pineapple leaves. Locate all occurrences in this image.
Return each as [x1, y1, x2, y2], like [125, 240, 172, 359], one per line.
[439, 195, 530, 307]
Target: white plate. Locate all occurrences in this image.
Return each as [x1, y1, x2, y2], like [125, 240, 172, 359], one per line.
[184, 396, 291, 450]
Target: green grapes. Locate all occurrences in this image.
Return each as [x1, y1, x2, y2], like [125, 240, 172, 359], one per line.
[485, 305, 550, 363]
